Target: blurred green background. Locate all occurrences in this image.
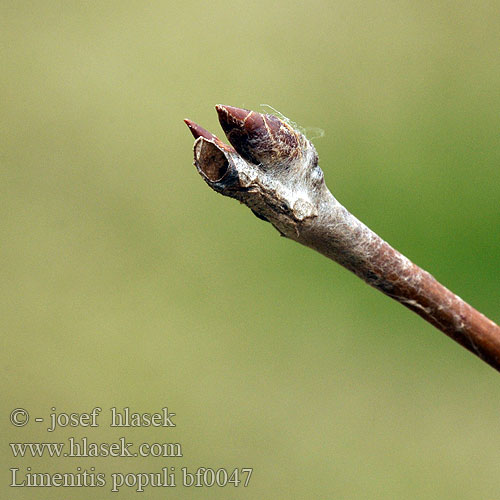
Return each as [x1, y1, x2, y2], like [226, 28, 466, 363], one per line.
[2, 1, 499, 498]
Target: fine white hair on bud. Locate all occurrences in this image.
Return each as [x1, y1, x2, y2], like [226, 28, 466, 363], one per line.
[215, 105, 317, 171]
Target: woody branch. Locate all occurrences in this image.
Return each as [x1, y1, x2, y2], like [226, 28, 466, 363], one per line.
[185, 105, 500, 372]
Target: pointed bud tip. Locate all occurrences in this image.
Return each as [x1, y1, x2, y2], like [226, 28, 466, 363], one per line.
[184, 117, 236, 154]
[184, 119, 218, 142]
[215, 104, 253, 124]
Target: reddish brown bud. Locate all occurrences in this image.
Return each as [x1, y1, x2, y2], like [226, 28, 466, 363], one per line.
[184, 118, 236, 153]
[184, 119, 218, 142]
[215, 105, 304, 167]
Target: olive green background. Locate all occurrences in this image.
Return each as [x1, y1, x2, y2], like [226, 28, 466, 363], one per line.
[2, 1, 499, 498]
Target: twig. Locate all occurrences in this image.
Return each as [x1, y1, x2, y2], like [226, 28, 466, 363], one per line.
[184, 105, 500, 372]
